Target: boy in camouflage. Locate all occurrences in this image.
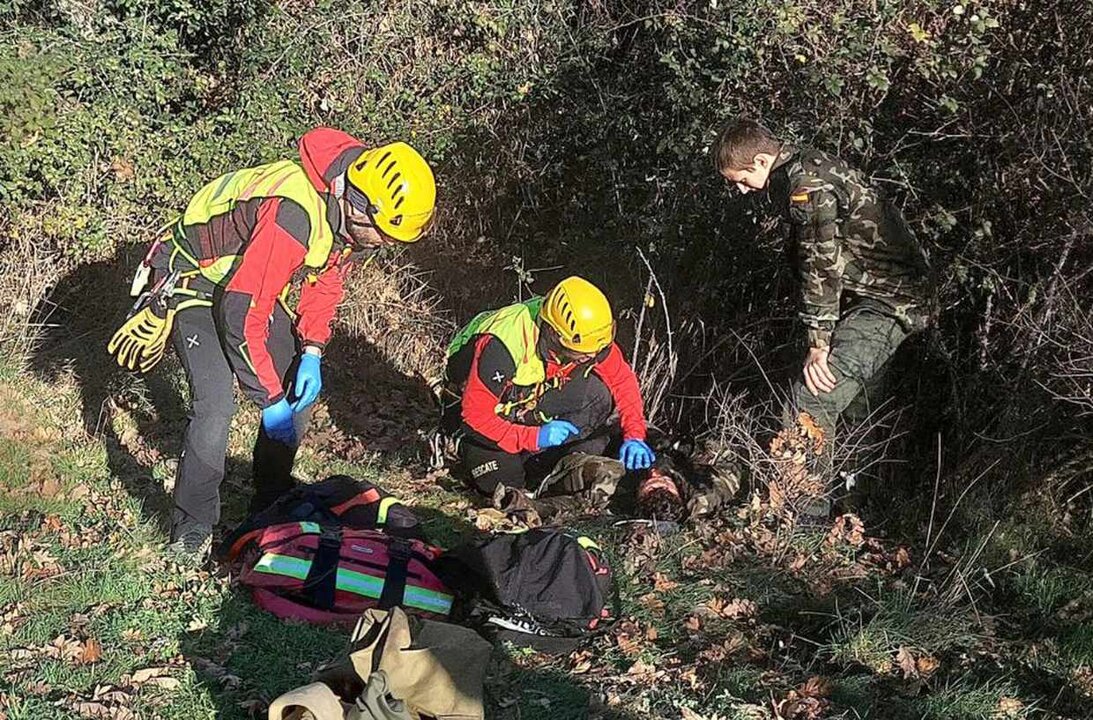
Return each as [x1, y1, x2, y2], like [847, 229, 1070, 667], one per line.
[714, 120, 935, 490]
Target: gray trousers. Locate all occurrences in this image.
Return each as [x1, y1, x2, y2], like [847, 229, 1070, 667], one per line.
[171, 303, 310, 535]
[791, 307, 909, 453]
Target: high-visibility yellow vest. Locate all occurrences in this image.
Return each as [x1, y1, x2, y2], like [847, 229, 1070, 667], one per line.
[176, 160, 333, 284]
[447, 298, 546, 387]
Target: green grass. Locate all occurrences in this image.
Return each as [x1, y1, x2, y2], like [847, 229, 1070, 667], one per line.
[913, 676, 1031, 720]
[3, 370, 1092, 719]
[1057, 623, 1093, 670]
[825, 586, 981, 673]
[1012, 564, 1093, 617]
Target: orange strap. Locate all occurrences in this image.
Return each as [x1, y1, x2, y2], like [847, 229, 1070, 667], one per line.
[331, 488, 382, 516]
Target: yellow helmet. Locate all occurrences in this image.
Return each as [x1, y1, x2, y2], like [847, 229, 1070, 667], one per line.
[346, 141, 436, 242]
[541, 276, 616, 354]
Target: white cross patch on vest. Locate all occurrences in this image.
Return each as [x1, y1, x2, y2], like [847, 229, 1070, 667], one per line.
[492, 371, 505, 385]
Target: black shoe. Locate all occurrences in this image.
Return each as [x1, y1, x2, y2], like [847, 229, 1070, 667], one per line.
[166, 522, 213, 564]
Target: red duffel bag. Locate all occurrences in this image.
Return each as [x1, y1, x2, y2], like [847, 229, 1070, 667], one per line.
[232, 521, 454, 625]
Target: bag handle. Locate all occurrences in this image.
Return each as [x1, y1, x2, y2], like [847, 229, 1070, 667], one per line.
[301, 526, 343, 610]
[378, 539, 412, 611]
[267, 682, 345, 720]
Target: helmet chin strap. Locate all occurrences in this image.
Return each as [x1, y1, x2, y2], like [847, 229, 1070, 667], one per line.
[538, 323, 567, 363]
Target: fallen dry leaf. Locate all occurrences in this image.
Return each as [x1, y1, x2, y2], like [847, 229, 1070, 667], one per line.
[721, 598, 758, 620]
[236, 698, 266, 716]
[38, 477, 63, 499]
[111, 157, 136, 182]
[697, 632, 749, 664]
[23, 680, 51, 696]
[120, 628, 143, 642]
[638, 592, 666, 616]
[570, 649, 593, 675]
[73, 701, 117, 719]
[895, 645, 939, 680]
[77, 637, 102, 664]
[127, 666, 180, 690]
[896, 646, 917, 679]
[69, 683, 136, 720]
[186, 617, 209, 632]
[797, 412, 826, 453]
[616, 632, 643, 657]
[826, 513, 866, 548]
[679, 667, 701, 690]
[995, 697, 1024, 717]
[653, 572, 679, 592]
[627, 659, 656, 681]
[788, 554, 809, 572]
[190, 656, 242, 690]
[916, 653, 941, 678]
[798, 676, 832, 698]
[45, 634, 83, 662]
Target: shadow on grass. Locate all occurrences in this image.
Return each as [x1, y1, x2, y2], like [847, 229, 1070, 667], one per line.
[27, 246, 184, 534]
[24, 241, 464, 539]
[321, 333, 439, 464]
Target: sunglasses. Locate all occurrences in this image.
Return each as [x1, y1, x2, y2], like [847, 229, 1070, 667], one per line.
[344, 183, 396, 243]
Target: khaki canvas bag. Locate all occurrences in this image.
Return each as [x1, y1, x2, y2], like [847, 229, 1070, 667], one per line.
[268, 607, 491, 720]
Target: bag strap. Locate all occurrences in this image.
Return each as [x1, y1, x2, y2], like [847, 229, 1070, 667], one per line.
[378, 539, 412, 610]
[302, 525, 343, 610]
[330, 487, 382, 516]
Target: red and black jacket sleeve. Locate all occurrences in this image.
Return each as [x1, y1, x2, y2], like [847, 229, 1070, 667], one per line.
[461, 335, 541, 454]
[219, 198, 309, 408]
[591, 342, 648, 441]
[296, 249, 352, 349]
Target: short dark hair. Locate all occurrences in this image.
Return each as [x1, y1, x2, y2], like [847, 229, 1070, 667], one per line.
[714, 119, 782, 172]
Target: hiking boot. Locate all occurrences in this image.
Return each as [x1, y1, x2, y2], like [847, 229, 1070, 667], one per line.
[166, 522, 213, 565]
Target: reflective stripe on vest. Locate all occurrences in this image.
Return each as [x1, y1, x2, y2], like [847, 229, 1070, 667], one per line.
[447, 297, 547, 387]
[179, 159, 334, 284]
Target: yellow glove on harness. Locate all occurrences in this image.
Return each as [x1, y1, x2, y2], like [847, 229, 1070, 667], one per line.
[107, 300, 176, 373]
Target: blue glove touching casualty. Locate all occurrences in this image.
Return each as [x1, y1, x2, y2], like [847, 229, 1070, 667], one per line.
[619, 438, 655, 471]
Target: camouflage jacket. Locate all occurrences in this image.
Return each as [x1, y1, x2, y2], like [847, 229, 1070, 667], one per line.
[768, 146, 935, 348]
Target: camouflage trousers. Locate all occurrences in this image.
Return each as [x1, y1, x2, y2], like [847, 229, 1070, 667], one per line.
[790, 306, 909, 457]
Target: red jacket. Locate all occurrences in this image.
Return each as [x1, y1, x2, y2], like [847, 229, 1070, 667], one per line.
[174, 128, 366, 407]
[459, 335, 648, 454]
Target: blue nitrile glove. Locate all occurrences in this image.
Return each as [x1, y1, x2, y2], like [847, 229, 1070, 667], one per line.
[262, 398, 297, 445]
[292, 352, 322, 412]
[537, 420, 580, 450]
[619, 439, 655, 471]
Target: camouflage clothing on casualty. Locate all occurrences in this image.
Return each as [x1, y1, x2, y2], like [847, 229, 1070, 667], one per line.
[768, 146, 935, 349]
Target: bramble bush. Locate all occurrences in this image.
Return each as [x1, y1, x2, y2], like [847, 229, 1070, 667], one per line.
[1, 0, 1090, 516]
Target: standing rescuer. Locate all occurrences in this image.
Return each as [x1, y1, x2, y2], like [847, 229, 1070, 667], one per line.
[442, 276, 656, 495]
[714, 119, 935, 511]
[108, 128, 437, 561]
